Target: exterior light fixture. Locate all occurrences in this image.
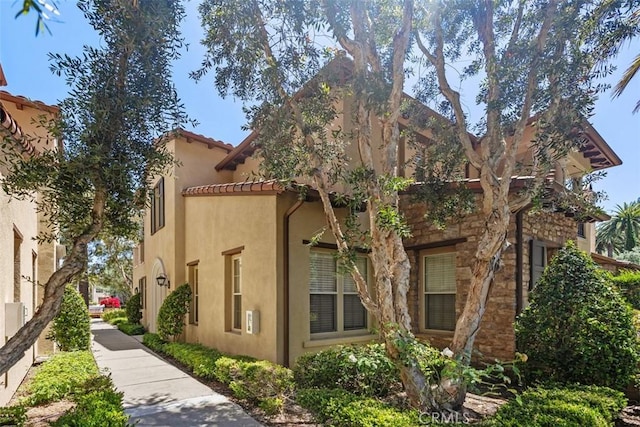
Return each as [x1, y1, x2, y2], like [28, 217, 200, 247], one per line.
[156, 274, 170, 288]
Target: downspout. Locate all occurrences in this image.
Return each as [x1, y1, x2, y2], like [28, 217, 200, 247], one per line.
[283, 199, 304, 367]
[515, 209, 524, 317]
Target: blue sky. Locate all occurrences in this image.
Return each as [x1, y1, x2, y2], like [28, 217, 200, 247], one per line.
[1, 1, 638, 213]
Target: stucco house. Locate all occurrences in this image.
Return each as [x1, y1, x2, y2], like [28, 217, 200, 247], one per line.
[133, 87, 621, 366]
[0, 64, 63, 405]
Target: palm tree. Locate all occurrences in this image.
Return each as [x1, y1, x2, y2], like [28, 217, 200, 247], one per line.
[611, 9, 640, 113]
[596, 201, 640, 257]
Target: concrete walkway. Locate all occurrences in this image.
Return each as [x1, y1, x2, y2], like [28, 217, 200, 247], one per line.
[90, 319, 262, 427]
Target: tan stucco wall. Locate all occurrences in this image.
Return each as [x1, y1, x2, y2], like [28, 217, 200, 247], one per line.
[182, 193, 282, 362]
[134, 136, 233, 332]
[287, 200, 377, 365]
[0, 98, 57, 405]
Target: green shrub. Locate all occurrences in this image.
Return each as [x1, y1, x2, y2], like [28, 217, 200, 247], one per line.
[213, 356, 293, 413]
[0, 406, 26, 427]
[126, 293, 143, 324]
[110, 317, 128, 326]
[296, 388, 420, 426]
[515, 242, 639, 389]
[117, 321, 145, 335]
[488, 385, 627, 427]
[611, 269, 640, 310]
[50, 376, 128, 427]
[157, 283, 191, 340]
[294, 343, 401, 397]
[48, 286, 90, 351]
[163, 342, 222, 379]
[102, 309, 127, 322]
[23, 351, 99, 406]
[142, 332, 166, 352]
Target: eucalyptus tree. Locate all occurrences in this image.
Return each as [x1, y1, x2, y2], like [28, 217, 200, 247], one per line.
[196, 0, 623, 411]
[0, 0, 187, 374]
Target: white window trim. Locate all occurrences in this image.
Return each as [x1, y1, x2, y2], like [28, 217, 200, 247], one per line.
[421, 250, 457, 333]
[310, 250, 370, 340]
[232, 255, 242, 332]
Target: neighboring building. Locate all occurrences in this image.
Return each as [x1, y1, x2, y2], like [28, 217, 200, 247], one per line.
[133, 94, 621, 366]
[0, 65, 63, 405]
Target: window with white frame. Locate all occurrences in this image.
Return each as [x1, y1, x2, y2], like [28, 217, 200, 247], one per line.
[309, 251, 368, 336]
[424, 252, 457, 331]
[232, 255, 242, 331]
[188, 263, 199, 325]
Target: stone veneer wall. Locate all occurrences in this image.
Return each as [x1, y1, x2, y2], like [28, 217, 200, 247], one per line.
[401, 195, 578, 362]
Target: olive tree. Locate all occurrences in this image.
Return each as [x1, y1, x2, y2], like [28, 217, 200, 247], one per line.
[195, 0, 622, 411]
[0, 0, 187, 374]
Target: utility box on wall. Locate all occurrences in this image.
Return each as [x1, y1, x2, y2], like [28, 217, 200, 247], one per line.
[5, 302, 26, 337]
[246, 310, 260, 335]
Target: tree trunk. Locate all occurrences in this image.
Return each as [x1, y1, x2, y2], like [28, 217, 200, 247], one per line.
[0, 188, 107, 375]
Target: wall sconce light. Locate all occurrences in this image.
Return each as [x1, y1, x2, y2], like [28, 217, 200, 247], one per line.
[156, 274, 170, 288]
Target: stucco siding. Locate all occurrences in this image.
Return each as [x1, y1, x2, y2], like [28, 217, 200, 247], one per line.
[183, 193, 280, 363]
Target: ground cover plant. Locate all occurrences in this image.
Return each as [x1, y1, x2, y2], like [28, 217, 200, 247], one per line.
[21, 351, 98, 406]
[487, 385, 627, 427]
[516, 242, 639, 389]
[101, 308, 127, 323]
[142, 333, 291, 414]
[13, 351, 128, 426]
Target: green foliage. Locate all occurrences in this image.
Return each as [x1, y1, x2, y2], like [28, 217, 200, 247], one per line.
[487, 385, 627, 427]
[23, 351, 99, 406]
[126, 293, 142, 324]
[516, 242, 639, 389]
[157, 283, 192, 340]
[214, 356, 293, 414]
[611, 269, 640, 309]
[102, 309, 127, 322]
[142, 333, 166, 352]
[0, 406, 26, 427]
[293, 343, 401, 397]
[163, 342, 223, 379]
[296, 388, 420, 427]
[89, 236, 135, 300]
[117, 321, 145, 336]
[50, 376, 128, 427]
[48, 286, 90, 352]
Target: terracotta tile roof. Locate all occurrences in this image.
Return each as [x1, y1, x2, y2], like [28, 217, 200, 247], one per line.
[0, 64, 7, 87]
[0, 102, 37, 155]
[0, 90, 59, 114]
[182, 180, 285, 197]
[176, 128, 234, 152]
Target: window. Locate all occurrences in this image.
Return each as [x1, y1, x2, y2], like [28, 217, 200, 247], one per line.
[530, 240, 547, 290]
[14, 228, 22, 303]
[138, 277, 146, 309]
[232, 255, 242, 331]
[188, 263, 199, 325]
[150, 178, 165, 234]
[424, 252, 457, 331]
[309, 251, 368, 336]
[577, 222, 586, 238]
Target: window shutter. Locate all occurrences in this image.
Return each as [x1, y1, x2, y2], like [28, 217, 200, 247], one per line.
[530, 240, 547, 290]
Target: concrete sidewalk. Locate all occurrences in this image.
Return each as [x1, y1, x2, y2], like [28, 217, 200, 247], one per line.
[91, 319, 262, 427]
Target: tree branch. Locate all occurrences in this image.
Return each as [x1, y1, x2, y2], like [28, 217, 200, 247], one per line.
[415, 25, 482, 170]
